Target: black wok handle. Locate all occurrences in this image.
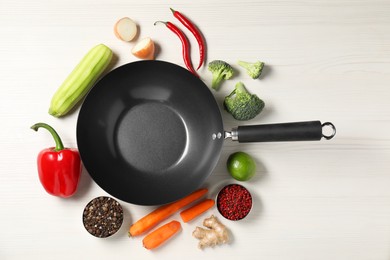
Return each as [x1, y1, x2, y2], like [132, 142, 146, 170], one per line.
[231, 121, 336, 143]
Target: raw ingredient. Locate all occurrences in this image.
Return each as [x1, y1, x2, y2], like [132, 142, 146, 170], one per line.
[224, 81, 265, 120]
[31, 123, 82, 198]
[142, 220, 181, 249]
[170, 8, 205, 70]
[227, 151, 256, 181]
[129, 188, 207, 236]
[180, 199, 215, 223]
[49, 44, 113, 117]
[216, 184, 252, 221]
[114, 17, 138, 42]
[238, 60, 264, 79]
[131, 37, 155, 60]
[207, 60, 234, 90]
[154, 21, 198, 76]
[83, 196, 124, 238]
[192, 215, 229, 249]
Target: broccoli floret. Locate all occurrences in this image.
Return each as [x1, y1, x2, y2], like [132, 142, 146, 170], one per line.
[208, 60, 234, 90]
[237, 60, 264, 79]
[224, 82, 265, 121]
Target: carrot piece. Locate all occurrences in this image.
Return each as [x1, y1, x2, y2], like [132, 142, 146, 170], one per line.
[129, 188, 207, 236]
[143, 220, 181, 250]
[180, 199, 215, 223]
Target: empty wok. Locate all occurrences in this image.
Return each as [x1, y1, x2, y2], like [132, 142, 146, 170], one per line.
[76, 60, 335, 205]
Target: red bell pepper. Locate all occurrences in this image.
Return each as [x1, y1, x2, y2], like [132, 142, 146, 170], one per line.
[31, 122, 82, 198]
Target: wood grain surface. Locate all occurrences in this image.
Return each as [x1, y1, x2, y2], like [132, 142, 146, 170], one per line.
[0, 0, 389, 259]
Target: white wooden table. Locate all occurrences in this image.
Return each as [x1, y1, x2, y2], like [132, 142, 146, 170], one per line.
[1, 0, 390, 259]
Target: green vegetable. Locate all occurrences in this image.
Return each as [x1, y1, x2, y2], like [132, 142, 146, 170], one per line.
[207, 60, 234, 90]
[224, 82, 265, 120]
[227, 152, 256, 181]
[237, 60, 264, 79]
[49, 44, 113, 117]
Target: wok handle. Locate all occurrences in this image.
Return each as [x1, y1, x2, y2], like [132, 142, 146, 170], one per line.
[231, 121, 336, 143]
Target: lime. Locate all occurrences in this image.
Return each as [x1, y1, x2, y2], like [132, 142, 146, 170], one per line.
[227, 152, 256, 181]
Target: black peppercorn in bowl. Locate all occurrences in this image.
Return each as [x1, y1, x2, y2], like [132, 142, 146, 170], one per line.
[216, 184, 253, 221]
[82, 196, 124, 238]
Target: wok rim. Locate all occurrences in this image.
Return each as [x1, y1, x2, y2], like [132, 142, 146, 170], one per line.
[76, 60, 224, 205]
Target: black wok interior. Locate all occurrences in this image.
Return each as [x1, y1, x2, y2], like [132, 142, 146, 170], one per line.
[77, 61, 224, 205]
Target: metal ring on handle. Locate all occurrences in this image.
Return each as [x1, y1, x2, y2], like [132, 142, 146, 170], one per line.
[321, 122, 336, 140]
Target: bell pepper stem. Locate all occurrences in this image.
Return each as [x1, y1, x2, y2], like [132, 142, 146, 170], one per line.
[31, 122, 64, 151]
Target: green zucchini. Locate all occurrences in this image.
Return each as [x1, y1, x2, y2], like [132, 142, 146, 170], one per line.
[49, 44, 113, 117]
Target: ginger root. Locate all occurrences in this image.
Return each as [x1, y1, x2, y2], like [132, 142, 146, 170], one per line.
[192, 215, 229, 249]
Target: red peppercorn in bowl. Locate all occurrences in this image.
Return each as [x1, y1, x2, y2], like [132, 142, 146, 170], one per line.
[216, 184, 253, 221]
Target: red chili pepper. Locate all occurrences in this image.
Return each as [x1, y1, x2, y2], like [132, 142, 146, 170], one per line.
[31, 123, 82, 198]
[154, 21, 198, 77]
[170, 8, 205, 70]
